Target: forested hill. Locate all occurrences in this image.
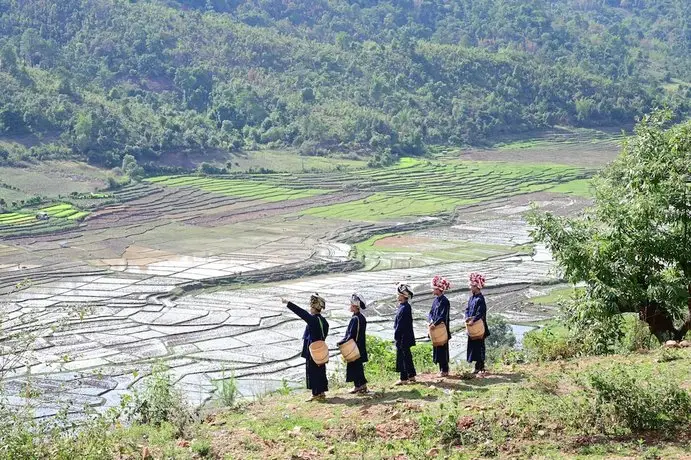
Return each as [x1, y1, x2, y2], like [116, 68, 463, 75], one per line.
[0, 0, 689, 168]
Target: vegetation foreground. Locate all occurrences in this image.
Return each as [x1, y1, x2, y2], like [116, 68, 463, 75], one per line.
[1, 343, 689, 460]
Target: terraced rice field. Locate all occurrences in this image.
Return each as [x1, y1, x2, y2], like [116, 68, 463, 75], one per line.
[0, 203, 88, 236]
[144, 176, 330, 202]
[145, 158, 592, 222]
[0, 145, 610, 417]
[301, 158, 590, 220]
[354, 232, 533, 271]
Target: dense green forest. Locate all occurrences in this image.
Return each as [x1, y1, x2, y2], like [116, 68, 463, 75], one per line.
[0, 0, 689, 168]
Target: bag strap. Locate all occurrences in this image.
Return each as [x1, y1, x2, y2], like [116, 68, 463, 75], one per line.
[318, 316, 326, 340]
[355, 315, 360, 342]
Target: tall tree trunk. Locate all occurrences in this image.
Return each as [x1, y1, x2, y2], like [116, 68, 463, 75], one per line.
[640, 302, 677, 342]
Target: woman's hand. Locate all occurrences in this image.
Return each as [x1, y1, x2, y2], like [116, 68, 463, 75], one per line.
[429, 323, 436, 329]
[466, 319, 474, 326]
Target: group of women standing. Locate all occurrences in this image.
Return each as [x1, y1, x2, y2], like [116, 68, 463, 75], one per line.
[282, 272, 489, 401]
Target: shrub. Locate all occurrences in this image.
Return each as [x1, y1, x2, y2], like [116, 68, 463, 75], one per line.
[486, 315, 516, 349]
[420, 392, 494, 447]
[191, 438, 212, 457]
[590, 365, 691, 433]
[411, 342, 435, 372]
[105, 174, 129, 190]
[127, 363, 193, 436]
[619, 313, 658, 352]
[523, 323, 581, 361]
[214, 369, 238, 407]
[365, 335, 435, 381]
[197, 162, 226, 175]
[365, 335, 396, 381]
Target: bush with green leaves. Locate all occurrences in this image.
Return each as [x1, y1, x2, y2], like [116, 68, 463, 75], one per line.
[485, 315, 517, 349]
[529, 113, 691, 342]
[0, 404, 117, 460]
[523, 322, 582, 361]
[213, 369, 238, 407]
[126, 363, 193, 436]
[365, 335, 435, 381]
[590, 365, 691, 433]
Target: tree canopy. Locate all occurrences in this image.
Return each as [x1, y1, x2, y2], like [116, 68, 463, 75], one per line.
[529, 112, 691, 342]
[0, 0, 689, 167]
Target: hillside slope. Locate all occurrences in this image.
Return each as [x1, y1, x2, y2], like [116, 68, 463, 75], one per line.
[0, 0, 689, 168]
[103, 349, 691, 459]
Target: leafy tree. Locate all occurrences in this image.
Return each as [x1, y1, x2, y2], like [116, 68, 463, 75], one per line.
[0, 45, 18, 72]
[121, 154, 145, 181]
[529, 112, 691, 341]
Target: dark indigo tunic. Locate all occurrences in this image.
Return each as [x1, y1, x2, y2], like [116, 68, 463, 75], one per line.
[287, 301, 329, 359]
[428, 294, 451, 337]
[338, 312, 368, 386]
[287, 301, 330, 394]
[337, 312, 368, 362]
[465, 293, 489, 362]
[394, 301, 416, 348]
[429, 294, 451, 365]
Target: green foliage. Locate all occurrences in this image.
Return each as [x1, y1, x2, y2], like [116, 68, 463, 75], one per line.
[0, 0, 688, 167]
[485, 315, 520, 364]
[0, 407, 117, 460]
[364, 335, 397, 380]
[214, 369, 239, 407]
[523, 323, 582, 361]
[126, 364, 193, 436]
[121, 154, 145, 182]
[196, 162, 227, 176]
[619, 314, 659, 352]
[365, 335, 434, 381]
[529, 114, 691, 341]
[590, 365, 691, 432]
[191, 438, 212, 457]
[486, 315, 516, 349]
[106, 174, 130, 190]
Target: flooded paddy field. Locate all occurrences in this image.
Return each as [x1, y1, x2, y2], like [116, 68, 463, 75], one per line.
[0, 149, 610, 416]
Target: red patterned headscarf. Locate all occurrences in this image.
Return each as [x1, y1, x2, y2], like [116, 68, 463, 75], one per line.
[469, 272, 486, 289]
[431, 275, 450, 293]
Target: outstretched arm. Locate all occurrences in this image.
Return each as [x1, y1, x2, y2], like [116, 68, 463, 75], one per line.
[284, 300, 311, 323]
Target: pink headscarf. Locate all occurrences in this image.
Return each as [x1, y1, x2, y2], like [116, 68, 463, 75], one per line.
[431, 275, 450, 292]
[469, 272, 486, 289]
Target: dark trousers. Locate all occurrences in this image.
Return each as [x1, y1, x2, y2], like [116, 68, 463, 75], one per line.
[474, 360, 485, 372]
[433, 343, 449, 373]
[306, 357, 328, 396]
[396, 345, 416, 380]
[346, 360, 367, 387]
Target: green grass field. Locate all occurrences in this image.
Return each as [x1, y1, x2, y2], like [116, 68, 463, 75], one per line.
[547, 178, 593, 197]
[0, 202, 88, 236]
[303, 158, 591, 221]
[147, 157, 592, 222]
[145, 176, 330, 202]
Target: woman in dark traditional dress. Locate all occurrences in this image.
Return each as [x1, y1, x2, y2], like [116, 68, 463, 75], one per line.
[465, 273, 490, 374]
[429, 275, 451, 377]
[337, 293, 369, 394]
[394, 283, 417, 385]
[282, 293, 330, 401]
